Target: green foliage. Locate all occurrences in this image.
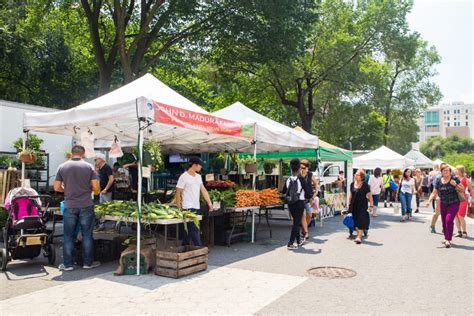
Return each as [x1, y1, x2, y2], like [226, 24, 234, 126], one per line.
[13, 134, 43, 152]
[420, 135, 474, 158]
[443, 153, 474, 174]
[131, 139, 163, 169]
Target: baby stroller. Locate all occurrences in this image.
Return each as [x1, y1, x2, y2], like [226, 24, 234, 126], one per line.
[0, 187, 56, 271]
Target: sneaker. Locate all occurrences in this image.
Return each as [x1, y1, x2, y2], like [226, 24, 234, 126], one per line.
[384, 202, 387, 208]
[58, 264, 74, 271]
[297, 239, 304, 247]
[444, 241, 451, 248]
[462, 232, 468, 238]
[414, 209, 419, 213]
[430, 226, 436, 234]
[348, 234, 356, 240]
[83, 261, 101, 269]
[287, 244, 298, 250]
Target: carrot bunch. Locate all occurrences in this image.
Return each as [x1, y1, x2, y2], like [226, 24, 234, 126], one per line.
[235, 190, 261, 207]
[259, 188, 282, 206]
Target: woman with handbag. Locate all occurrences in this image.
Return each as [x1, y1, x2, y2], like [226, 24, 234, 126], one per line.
[426, 163, 465, 248]
[349, 169, 374, 244]
[454, 165, 473, 238]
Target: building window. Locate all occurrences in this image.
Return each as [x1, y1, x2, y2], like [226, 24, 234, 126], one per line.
[447, 123, 450, 127]
[447, 110, 450, 114]
[467, 115, 469, 120]
[425, 111, 439, 125]
[467, 122, 469, 126]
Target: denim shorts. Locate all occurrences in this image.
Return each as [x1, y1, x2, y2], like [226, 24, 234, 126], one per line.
[304, 202, 313, 214]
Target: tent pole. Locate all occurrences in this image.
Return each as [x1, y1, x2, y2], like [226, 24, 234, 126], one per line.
[21, 131, 27, 187]
[252, 142, 257, 190]
[252, 124, 257, 190]
[136, 123, 144, 275]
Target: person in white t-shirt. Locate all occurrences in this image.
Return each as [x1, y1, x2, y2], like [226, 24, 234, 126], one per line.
[399, 168, 416, 222]
[175, 157, 213, 246]
[368, 167, 384, 217]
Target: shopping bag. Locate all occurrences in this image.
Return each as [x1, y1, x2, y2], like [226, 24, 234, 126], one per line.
[389, 179, 398, 191]
[393, 203, 400, 214]
[342, 213, 354, 230]
[109, 138, 124, 158]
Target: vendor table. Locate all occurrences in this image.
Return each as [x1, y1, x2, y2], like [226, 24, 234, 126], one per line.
[102, 215, 203, 246]
[224, 205, 277, 245]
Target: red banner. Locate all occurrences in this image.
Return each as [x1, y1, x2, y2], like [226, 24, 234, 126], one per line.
[154, 101, 253, 138]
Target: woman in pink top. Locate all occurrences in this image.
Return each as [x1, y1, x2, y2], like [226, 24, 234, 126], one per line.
[454, 165, 474, 238]
[368, 168, 383, 217]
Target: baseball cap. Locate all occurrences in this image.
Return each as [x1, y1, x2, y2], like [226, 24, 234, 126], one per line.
[188, 156, 203, 166]
[94, 153, 106, 161]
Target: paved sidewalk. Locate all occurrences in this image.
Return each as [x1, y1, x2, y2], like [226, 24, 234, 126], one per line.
[1, 205, 473, 315]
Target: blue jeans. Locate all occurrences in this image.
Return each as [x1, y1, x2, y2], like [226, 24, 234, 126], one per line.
[399, 192, 412, 216]
[372, 194, 380, 207]
[182, 208, 202, 247]
[63, 206, 95, 267]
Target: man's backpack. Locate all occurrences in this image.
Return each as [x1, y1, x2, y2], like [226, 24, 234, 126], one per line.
[284, 178, 301, 205]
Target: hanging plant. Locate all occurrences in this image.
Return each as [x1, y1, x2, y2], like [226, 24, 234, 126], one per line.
[13, 134, 43, 152]
[18, 149, 37, 164]
[132, 139, 163, 169]
[264, 161, 277, 174]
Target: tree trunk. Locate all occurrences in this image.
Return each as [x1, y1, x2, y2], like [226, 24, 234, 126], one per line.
[98, 70, 113, 96]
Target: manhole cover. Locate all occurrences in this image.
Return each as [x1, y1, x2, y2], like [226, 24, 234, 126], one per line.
[307, 267, 356, 279]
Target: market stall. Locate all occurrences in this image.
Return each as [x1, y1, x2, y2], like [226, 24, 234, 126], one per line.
[404, 149, 434, 168]
[212, 102, 319, 241]
[22, 74, 257, 274]
[353, 146, 414, 170]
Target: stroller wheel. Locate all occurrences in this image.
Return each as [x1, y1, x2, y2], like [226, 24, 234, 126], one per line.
[44, 244, 56, 266]
[1, 247, 8, 271]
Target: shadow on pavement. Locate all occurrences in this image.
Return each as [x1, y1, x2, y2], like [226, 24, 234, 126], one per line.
[450, 244, 474, 251]
[3, 261, 50, 281]
[361, 240, 383, 247]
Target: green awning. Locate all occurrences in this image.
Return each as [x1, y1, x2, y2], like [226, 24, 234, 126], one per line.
[241, 140, 352, 162]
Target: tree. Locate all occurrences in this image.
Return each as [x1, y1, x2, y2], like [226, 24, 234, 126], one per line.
[420, 135, 474, 158]
[214, 1, 418, 133]
[360, 35, 441, 149]
[0, 1, 98, 108]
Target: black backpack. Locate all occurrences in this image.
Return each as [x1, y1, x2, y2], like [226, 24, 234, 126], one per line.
[284, 178, 301, 205]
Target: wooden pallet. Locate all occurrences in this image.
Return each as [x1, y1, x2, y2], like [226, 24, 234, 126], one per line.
[155, 246, 208, 278]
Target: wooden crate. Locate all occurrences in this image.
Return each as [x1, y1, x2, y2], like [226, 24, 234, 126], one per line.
[155, 246, 208, 278]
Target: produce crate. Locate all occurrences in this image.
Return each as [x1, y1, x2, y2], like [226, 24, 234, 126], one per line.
[155, 246, 208, 278]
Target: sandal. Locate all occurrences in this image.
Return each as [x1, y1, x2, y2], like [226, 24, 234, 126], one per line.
[455, 231, 463, 238]
[462, 232, 468, 238]
[354, 238, 362, 244]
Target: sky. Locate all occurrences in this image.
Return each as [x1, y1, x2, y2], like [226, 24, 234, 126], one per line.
[407, 0, 473, 103]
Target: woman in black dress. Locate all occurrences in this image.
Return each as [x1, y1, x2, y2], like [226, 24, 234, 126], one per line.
[349, 169, 375, 244]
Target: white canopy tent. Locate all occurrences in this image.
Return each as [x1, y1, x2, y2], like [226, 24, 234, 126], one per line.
[22, 74, 256, 275]
[404, 149, 434, 168]
[353, 146, 414, 170]
[23, 74, 255, 153]
[213, 102, 319, 152]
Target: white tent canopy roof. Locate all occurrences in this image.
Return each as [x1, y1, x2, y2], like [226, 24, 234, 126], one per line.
[404, 149, 434, 168]
[213, 102, 318, 152]
[353, 146, 414, 169]
[23, 74, 254, 153]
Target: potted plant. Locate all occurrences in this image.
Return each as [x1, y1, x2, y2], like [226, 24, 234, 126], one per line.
[18, 148, 37, 164]
[238, 157, 257, 174]
[264, 161, 277, 174]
